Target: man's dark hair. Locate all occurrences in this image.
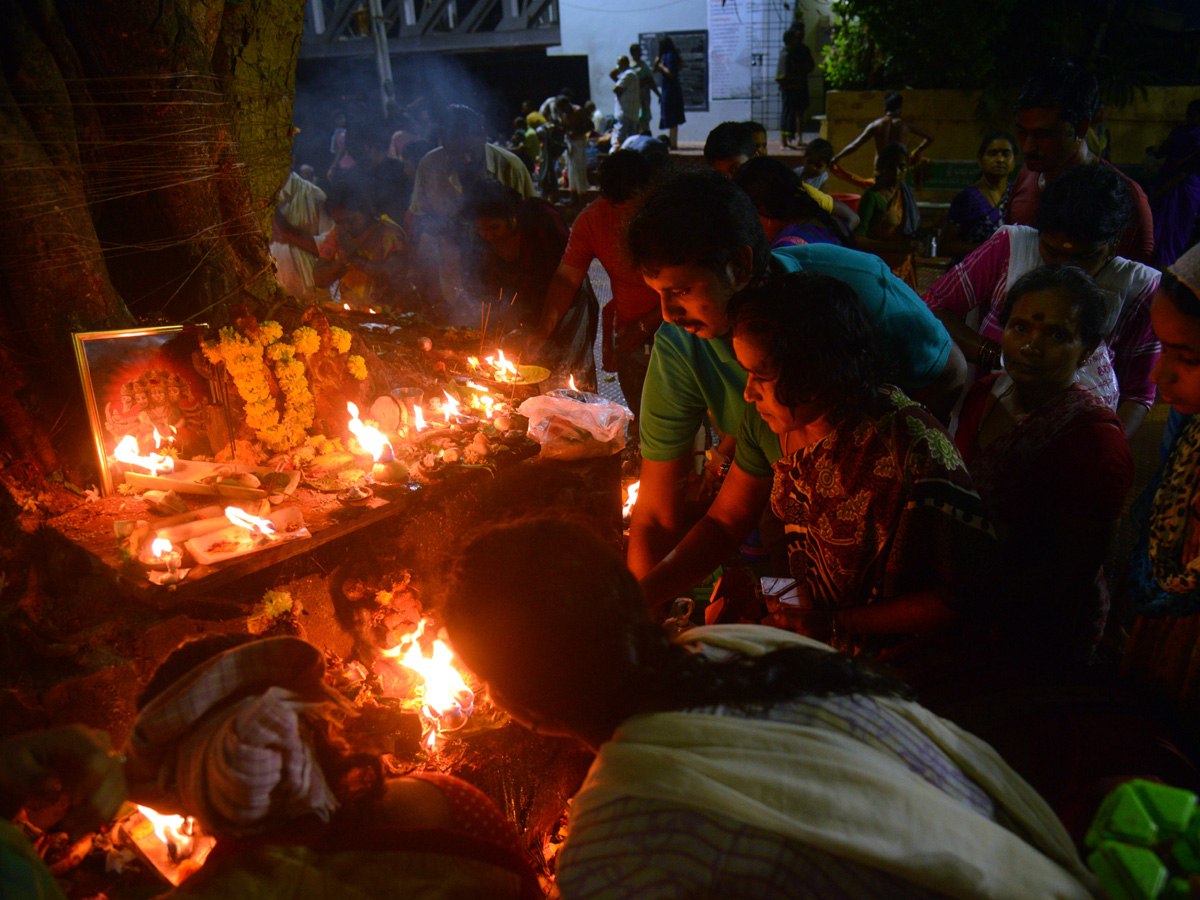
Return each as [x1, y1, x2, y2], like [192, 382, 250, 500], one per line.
[444, 516, 909, 740]
[744, 120, 767, 136]
[804, 138, 834, 163]
[704, 121, 757, 163]
[977, 130, 1016, 158]
[999, 265, 1115, 350]
[325, 180, 373, 216]
[630, 42, 643, 57]
[440, 104, 485, 137]
[730, 271, 885, 425]
[627, 168, 768, 277]
[884, 92, 903, 113]
[599, 150, 653, 204]
[464, 178, 520, 221]
[1015, 59, 1099, 128]
[1036, 163, 1131, 244]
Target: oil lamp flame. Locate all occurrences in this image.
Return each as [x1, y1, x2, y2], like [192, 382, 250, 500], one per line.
[347, 402, 393, 461]
[413, 406, 426, 430]
[224, 506, 276, 535]
[442, 392, 460, 421]
[136, 806, 189, 854]
[114, 434, 175, 475]
[467, 356, 479, 369]
[622, 481, 640, 518]
[569, 375, 578, 392]
[151, 537, 173, 559]
[383, 622, 474, 752]
[343, 303, 351, 310]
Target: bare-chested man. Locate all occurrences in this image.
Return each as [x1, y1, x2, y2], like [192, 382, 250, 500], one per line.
[831, 92, 934, 167]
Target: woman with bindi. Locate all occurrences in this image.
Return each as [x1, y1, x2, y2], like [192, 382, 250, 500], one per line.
[924, 162, 1161, 436]
[954, 265, 1133, 662]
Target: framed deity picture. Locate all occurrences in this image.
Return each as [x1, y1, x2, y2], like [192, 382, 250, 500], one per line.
[73, 325, 224, 495]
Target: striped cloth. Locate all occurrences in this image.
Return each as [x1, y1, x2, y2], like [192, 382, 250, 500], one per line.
[560, 692, 992, 900]
[559, 625, 1098, 900]
[126, 637, 350, 839]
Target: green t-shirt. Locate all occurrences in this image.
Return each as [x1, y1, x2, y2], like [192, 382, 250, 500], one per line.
[639, 244, 952, 473]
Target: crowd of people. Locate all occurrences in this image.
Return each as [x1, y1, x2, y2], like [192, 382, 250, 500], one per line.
[12, 48, 1200, 900]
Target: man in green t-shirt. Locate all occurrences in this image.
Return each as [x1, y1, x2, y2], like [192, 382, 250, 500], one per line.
[625, 169, 966, 586]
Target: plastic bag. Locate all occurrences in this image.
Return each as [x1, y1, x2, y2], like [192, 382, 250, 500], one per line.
[518, 389, 632, 460]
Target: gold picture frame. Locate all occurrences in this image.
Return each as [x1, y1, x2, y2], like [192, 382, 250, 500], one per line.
[73, 325, 216, 495]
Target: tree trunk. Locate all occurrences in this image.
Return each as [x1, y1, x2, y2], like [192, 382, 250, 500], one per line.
[0, 0, 303, 477]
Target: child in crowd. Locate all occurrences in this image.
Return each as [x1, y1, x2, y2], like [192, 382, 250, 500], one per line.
[799, 137, 833, 190]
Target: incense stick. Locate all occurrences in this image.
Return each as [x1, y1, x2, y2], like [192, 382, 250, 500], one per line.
[481, 299, 494, 354]
[499, 291, 518, 341]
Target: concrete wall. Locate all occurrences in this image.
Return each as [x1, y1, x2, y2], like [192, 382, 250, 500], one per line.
[821, 86, 1199, 194]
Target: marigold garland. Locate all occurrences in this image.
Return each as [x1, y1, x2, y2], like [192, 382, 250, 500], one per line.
[206, 325, 315, 453]
[347, 355, 368, 381]
[204, 327, 281, 444]
[329, 327, 352, 354]
[292, 326, 320, 356]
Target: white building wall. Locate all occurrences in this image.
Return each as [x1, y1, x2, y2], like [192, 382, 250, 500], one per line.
[548, 0, 833, 145]
[548, 0, 746, 144]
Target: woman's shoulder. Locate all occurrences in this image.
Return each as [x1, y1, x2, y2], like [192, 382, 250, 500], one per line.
[1100, 255, 1162, 297]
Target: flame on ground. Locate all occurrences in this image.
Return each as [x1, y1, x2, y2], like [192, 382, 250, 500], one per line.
[225, 506, 276, 535]
[114, 435, 174, 476]
[347, 402, 393, 461]
[622, 481, 640, 518]
[382, 621, 474, 752]
[136, 805, 186, 844]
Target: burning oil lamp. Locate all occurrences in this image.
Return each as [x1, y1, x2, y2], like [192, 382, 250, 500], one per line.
[622, 481, 640, 518]
[145, 536, 190, 585]
[114, 434, 175, 476]
[347, 402, 406, 484]
[442, 391, 478, 430]
[224, 506, 277, 551]
[382, 621, 475, 753]
[127, 804, 214, 883]
[150, 537, 177, 569]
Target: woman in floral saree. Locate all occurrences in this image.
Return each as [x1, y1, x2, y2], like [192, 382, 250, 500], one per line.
[725, 272, 997, 658]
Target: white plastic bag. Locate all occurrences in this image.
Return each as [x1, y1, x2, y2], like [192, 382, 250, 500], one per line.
[518, 390, 632, 460]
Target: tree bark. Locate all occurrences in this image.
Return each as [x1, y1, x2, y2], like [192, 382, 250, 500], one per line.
[0, 0, 303, 477]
